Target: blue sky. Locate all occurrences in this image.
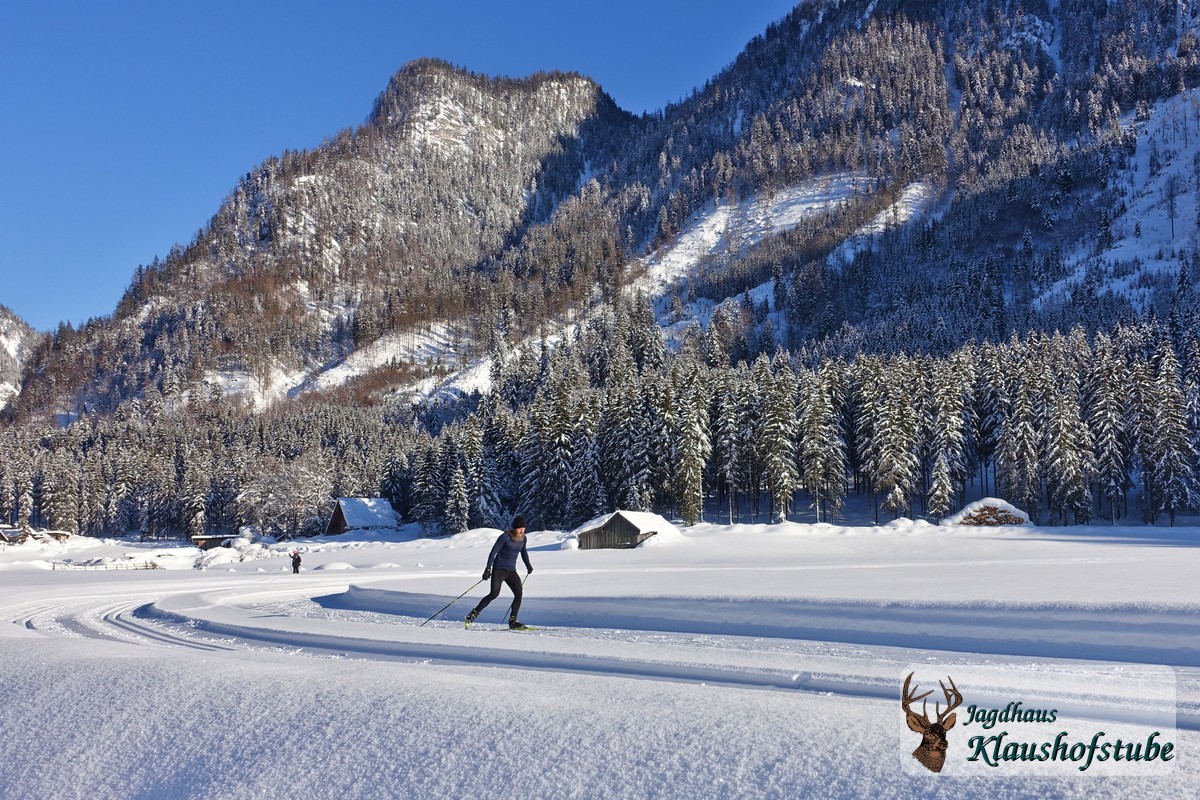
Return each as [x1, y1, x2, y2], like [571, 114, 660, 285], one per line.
[1, 0, 798, 332]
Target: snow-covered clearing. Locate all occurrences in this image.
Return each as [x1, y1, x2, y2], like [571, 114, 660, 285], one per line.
[1, 519, 1196, 798]
[635, 173, 878, 302]
[830, 181, 933, 265]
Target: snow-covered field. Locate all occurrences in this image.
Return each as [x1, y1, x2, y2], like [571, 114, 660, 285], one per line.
[2, 519, 1196, 799]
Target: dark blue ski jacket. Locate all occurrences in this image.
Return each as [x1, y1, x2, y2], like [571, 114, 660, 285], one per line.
[487, 532, 532, 572]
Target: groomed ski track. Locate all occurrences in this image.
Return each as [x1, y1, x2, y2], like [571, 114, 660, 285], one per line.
[10, 573, 1199, 732]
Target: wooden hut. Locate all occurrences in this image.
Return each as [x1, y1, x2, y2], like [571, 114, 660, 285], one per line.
[0, 527, 28, 545]
[190, 534, 233, 551]
[572, 511, 671, 550]
[324, 498, 399, 536]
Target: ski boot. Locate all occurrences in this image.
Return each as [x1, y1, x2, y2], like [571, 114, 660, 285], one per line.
[465, 609, 479, 630]
[509, 616, 530, 631]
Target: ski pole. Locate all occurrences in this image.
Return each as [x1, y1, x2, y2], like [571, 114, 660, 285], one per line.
[419, 578, 484, 627]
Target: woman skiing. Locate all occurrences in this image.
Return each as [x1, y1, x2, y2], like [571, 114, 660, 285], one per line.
[465, 515, 533, 630]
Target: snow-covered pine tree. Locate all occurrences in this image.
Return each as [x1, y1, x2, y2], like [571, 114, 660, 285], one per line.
[798, 364, 848, 523]
[1085, 335, 1130, 521]
[379, 454, 411, 521]
[181, 455, 208, 539]
[567, 396, 608, 527]
[434, 433, 463, 532]
[544, 379, 578, 527]
[875, 357, 920, 519]
[445, 465, 470, 534]
[520, 379, 576, 529]
[926, 349, 972, 518]
[1126, 355, 1158, 522]
[643, 375, 678, 513]
[1150, 337, 1199, 525]
[709, 366, 744, 523]
[78, 450, 106, 536]
[461, 417, 504, 529]
[968, 342, 1005, 497]
[484, 400, 524, 521]
[411, 442, 443, 533]
[0, 464, 13, 527]
[852, 355, 887, 523]
[760, 352, 799, 523]
[1044, 385, 1094, 525]
[518, 396, 550, 528]
[629, 293, 666, 374]
[41, 452, 80, 534]
[996, 355, 1043, 523]
[1182, 333, 1200, 457]
[16, 464, 33, 534]
[675, 372, 711, 526]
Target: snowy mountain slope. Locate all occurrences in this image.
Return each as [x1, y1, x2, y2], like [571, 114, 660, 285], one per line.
[216, 172, 928, 407]
[634, 172, 879, 301]
[10, 0, 1200, 421]
[0, 304, 37, 410]
[1045, 90, 1200, 311]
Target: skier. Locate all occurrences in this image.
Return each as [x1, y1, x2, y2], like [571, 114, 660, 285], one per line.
[465, 515, 533, 630]
[291, 550, 302, 574]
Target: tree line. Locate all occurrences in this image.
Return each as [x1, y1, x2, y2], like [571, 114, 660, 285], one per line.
[3, 302, 1197, 539]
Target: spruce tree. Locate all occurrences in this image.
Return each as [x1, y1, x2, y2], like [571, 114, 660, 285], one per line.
[1085, 336, 1130, 521]
[567, 413, 608, 527]
[445, 466, 470, 534]
[1126, 356, 1157, 522]
[676, 375, 712, 526]
[798, 365, 848, 522]
[1044, 386, 1094, 525]
[709, 367, 744, 523]
[875, 357, 920, 519]
[1151, 338, 1199, 525]
[760, 354, 799, 523]
[996, 359, 1042, 522]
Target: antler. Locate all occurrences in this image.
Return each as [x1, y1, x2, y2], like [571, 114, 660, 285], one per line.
[902, 672, 934, 724]
[936, 675, 962, 724]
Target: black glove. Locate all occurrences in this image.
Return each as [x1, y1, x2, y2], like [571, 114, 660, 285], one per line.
[526, 566, 533, 574]
[483, 568, 492, 580]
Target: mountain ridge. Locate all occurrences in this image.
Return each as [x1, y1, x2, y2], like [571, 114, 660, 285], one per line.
[7, 0, 1200, 422]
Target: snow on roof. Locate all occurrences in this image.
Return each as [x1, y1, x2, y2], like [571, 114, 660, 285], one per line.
[568, 510, 685, 545]
[335, 498, 398, 529]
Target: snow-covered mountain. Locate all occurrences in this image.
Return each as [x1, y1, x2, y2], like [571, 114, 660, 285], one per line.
[8, 0, 1200, 420]
[0, 305, 38, 411]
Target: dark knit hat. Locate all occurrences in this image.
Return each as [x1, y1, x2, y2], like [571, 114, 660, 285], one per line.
[512, 515, 526, 530]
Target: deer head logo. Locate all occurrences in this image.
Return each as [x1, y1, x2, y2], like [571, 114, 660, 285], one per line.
[902, 672, 963, 773]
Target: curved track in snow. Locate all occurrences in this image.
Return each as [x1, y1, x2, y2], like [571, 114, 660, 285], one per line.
[9, 577, 1197, 733]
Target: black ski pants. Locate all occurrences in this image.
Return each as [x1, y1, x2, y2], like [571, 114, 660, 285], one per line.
[472, 568, 523, 618]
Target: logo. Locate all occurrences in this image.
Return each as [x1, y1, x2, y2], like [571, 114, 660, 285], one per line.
[901, 672, 962, 773]
[899, 665, 1177, 776]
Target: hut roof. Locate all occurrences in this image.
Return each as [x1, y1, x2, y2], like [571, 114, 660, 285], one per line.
[335, 498, 398, 529]
[570, 510, 683, 539]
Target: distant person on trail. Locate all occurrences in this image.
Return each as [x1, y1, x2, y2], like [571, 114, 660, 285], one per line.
[291, 551, 302, 574]
[465, 515, 533, 630]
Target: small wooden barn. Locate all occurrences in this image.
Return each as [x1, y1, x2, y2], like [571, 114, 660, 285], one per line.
[0, 527, 28, 545]
[190, 534, 234, 551]
[572, 511, 671, 550]
[324, 498, 399, 536]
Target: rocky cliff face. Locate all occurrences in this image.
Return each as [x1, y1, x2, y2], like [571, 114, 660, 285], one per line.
[0, 306, 37, 411]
